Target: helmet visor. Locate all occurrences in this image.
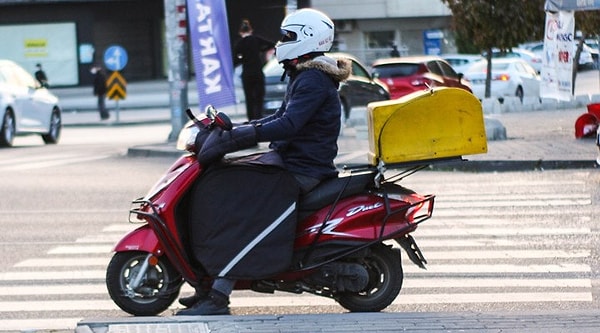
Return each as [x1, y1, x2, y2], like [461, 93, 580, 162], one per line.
[280, 29, 297, 43]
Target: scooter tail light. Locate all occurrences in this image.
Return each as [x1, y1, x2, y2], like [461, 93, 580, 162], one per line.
[405, 195, 435, 224]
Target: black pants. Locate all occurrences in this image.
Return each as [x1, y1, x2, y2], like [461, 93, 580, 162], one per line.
[97, 94, 109, 119]
[242, 74, 265, 121]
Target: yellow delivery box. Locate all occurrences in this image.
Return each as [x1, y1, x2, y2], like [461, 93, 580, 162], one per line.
[367, 87, 487, 165]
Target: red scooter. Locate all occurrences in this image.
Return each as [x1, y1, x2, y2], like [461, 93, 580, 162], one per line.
[106, 106, 435, 316]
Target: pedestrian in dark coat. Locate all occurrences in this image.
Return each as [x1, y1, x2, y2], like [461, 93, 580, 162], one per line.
[233, 19, 275, 121]
[91, 66, 109, 120]
[34, 63, 49, 88]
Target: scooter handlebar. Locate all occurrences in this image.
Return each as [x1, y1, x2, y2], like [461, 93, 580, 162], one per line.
[185, 106, 232, 131]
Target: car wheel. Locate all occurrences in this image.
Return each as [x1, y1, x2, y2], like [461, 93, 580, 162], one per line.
[0, 109, 15, 148]
[515, 86, 524, 103]
[42, 108, 61, 144]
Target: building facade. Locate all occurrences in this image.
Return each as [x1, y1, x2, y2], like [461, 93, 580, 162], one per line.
[0, 0, 290, 86]
[311, 0, 455, 65]
[0, 0, 454, 86]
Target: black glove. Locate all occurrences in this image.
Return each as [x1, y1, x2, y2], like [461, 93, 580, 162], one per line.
[197, 125, 257, 165]
[193, 127, 212, 154]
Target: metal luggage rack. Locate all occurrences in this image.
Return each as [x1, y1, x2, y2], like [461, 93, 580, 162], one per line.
[374, 155, 465, 187]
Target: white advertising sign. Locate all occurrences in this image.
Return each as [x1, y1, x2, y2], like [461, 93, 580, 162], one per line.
[0, 22, 78, 86]
[540, 11, 575, 101]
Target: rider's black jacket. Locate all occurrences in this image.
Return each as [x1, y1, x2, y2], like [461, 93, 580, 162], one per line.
[253, 55, 351, 181]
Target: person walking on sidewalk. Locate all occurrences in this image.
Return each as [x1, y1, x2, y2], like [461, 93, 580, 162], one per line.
[91, 65, 109, 120]
[34, 63, 49, 88]
[233, 19, 275, 121]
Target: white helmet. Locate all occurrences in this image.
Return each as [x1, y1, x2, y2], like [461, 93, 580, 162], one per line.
[275, 8, 335, 63]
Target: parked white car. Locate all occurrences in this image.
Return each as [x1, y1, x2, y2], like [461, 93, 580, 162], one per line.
[441, 54, 484, 74]
[464, 58, 540, 102]
[488, 48, 543, 74]
[0, 59, 61, 147]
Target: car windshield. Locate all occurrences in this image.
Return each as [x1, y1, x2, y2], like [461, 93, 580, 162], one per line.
[372, 63, 419, 78]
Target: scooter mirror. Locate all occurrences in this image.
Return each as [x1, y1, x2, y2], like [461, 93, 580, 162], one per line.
[205, 105, 217, 120]
[214, 112, 233, 131]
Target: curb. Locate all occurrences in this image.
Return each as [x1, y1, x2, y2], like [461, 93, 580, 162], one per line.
[126, 143, 599, 172]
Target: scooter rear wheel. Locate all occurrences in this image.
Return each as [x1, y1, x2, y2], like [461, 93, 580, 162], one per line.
[336, 245, 403, 312]
[106, 251, 182, 316]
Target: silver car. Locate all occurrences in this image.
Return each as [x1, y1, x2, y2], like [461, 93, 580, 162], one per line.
[0, 59, 61, 147]
[464, 58, 540, 102]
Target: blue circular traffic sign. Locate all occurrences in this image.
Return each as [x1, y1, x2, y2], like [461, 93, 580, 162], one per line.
[103, 45, 128, 71]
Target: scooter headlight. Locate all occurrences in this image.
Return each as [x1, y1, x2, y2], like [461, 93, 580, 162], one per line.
[176, 120, 200, 152]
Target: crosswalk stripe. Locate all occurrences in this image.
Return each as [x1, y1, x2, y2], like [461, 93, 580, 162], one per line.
[0, 261, 590, 282]
[0, 171, 595, 329]
[415, 227, 591, 236]
[400, 238, 563, 247]
[413, 249, 590, 259]
[402, 263, 590, 274]
[0, 270, 105, 281]
[1, 154, 112, 171]
[0, 278, 589, 297]
[0, 284, 106, 295]
[0, 291, 592, 313]
[228, 292, 593, 306]
[401, 278, 591, 288]
[103, 224, 141, 232]
[0, 318, 82, 331]
[432, 208, 593, 217]
[48, 245, 113, 254]
[0, 152, 82, 166]
[434, 198, 591, 207]
[14, 257, 109, 267]
[0, 300, 119, 312]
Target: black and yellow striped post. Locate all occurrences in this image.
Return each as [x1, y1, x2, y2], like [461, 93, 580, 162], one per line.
[106, 71, 127, 122]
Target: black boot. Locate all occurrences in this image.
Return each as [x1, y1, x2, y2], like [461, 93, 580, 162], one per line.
[178, 292, 208, 308]
[179, 278, 211, 308]
[176, 289, 230, 316]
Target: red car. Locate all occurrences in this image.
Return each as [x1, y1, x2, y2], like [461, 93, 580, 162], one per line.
[371, 56, 472, 99]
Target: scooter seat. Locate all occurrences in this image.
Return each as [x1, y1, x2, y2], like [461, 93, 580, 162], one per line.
[298, 170, 377, 214]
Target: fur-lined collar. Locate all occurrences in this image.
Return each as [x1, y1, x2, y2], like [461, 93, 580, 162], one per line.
[296, 55, 351, 82]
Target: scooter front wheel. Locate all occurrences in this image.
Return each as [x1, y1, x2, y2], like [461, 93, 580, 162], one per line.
[106, 251, 182, 316]
[336, 245, 403, 312]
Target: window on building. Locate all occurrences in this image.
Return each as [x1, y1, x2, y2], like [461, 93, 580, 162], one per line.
[365, 31, 395, 49]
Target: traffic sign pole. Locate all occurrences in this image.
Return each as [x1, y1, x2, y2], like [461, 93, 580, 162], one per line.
[104, 46, 128, 123]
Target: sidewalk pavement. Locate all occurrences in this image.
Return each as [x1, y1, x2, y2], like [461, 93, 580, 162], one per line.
[57, 82, 600, 332]
[76, 310, 600, 333]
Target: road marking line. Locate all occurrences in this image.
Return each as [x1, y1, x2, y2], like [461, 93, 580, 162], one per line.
[415, 227, 591, 236]
[0, 318, 82, 330]
[14, 257, 109, 267]
[0, 154, 111, 171]
[412, 249, 590, 259]
[0, 284, 106, 295]
[48, 245, 112, 254]
[0, 292, 592, 313]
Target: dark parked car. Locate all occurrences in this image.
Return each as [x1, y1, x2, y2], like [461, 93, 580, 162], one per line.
[371, 56, 472, 100]
[263, 52, 389, 119]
